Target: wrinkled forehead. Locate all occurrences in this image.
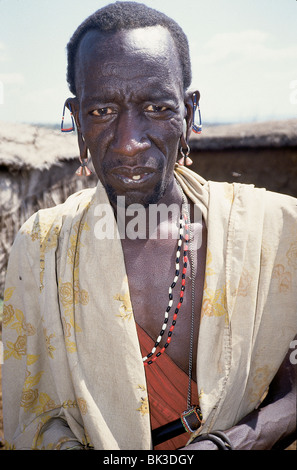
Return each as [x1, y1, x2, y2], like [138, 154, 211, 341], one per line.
[75, 26, 183, 93]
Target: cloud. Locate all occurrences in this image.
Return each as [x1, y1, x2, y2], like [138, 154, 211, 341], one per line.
[192, 30, 297, 66]
[0, 73, 24, 84]
[0, 42, 6, 62]
[190, 30, 297, 122]
[0, 43, 24, 85]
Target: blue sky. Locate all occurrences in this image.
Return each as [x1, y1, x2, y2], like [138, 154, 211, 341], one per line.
[0, 0, 297, 125]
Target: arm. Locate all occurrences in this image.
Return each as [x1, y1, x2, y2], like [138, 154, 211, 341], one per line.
[183, 342, 297, 450]
[37, 418, 85, 450]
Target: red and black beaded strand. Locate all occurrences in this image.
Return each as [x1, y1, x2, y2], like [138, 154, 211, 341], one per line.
[143, 210, 190, 366]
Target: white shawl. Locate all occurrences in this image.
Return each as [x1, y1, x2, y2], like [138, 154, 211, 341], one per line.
[3, 166, 297, 449]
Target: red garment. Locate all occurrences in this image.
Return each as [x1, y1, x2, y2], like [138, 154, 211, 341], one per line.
[136, 324, 199, 450]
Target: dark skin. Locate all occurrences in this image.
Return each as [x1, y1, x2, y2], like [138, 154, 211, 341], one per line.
[68, 26, 296, 450]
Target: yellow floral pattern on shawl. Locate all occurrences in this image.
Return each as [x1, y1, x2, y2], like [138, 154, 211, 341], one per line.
[114, 275, 133, 321]
[23, 211, 61, 292]
[136, 385, 149, 416]
[201, 249, 228, 321]
[3, 201, 94, 449]
[58, 218, 91, 353]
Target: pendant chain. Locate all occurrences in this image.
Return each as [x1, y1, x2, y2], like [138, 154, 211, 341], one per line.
[182, 192, 196, 410]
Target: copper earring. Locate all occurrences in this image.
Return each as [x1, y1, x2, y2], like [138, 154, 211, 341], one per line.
[76, 131, 92, 176]
[178, 144, 193, 166]
[76, 157, 92, 176]
[178, 129, 193, 166]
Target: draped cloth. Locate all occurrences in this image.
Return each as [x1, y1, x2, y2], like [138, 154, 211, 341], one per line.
[2, 166, 297, 449]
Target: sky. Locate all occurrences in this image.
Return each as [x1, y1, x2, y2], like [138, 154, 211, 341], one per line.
[0, 0, 297, 125]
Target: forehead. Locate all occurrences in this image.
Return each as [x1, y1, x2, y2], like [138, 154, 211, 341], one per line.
[75, 26, 183, 97]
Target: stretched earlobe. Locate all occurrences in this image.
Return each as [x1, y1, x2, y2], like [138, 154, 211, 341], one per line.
[60, 97, 91, 176]
[178, 121, 193, 166]
[61, 98, 76, 133]
[76, 129, 92, 176]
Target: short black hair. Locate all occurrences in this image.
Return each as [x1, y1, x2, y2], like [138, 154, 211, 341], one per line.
[66, 1, 192, 96]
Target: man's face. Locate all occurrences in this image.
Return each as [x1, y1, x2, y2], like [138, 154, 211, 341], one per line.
[74, 26, 187, 207]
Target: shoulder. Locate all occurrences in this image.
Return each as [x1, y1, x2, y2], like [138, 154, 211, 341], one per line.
[14, 187, 97, 253]
[224, 180, 297, 218]
[263, 188, 297, 215]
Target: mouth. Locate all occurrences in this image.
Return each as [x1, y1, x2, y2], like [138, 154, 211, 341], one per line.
[110, 166, 156, 187]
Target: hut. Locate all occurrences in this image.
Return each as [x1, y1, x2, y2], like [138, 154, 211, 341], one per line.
[190, 118, 297, 197]
[0, 122, 97, 297]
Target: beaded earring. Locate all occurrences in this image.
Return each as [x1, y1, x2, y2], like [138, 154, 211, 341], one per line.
[60, 100, 92, 176]
[192, 92, 202, 134]
[60, 102, 75, 133]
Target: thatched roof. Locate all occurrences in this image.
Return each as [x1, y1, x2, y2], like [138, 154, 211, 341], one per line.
[0, 121, 78, 170]
[190, 119, 297, 151]
[1, 119, 297, 171]
[0, 122, 96, 298]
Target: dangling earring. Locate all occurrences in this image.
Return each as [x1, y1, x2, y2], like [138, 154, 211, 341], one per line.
[76, 130, 92, 176]
[60, 100, 92, 176]
[178, 144, 193, 166]
[192, 92, 202, 134]
[60, 101, 75, 133]
[178, 124, 193, 166]
[76, 156, 92, 176]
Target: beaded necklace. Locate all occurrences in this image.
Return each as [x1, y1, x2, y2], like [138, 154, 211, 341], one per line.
[143, 185, 203, 444]
[142, 188, 190, 366]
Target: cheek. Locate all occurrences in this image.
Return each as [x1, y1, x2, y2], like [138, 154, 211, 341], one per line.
[149, 116, 183, 159]
[163, 117, 183, 157]
[168, 114, 183, 144]
[81, 123, 109, 163]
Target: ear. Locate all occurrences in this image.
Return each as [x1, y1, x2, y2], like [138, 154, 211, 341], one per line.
[64, 97, 81, 129]
[63, 97, 88, 160]
[183, 90, 200, 141]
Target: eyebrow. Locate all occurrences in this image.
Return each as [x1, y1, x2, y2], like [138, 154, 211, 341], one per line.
[82, 84, 180, 107]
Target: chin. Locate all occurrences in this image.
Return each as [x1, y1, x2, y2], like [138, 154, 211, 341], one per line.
[105, 180, 167, 209]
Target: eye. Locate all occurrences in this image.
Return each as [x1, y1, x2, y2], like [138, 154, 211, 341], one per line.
[145, 104, 168, 113]
[90, 107, 114, 116]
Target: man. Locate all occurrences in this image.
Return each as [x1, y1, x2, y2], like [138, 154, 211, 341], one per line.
[2, 2, 296, 450]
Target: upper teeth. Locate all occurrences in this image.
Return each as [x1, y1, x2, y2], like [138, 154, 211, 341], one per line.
[132, 175, 141, 180]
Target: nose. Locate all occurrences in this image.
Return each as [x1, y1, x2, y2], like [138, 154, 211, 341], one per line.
[111, 110, 151, 157]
